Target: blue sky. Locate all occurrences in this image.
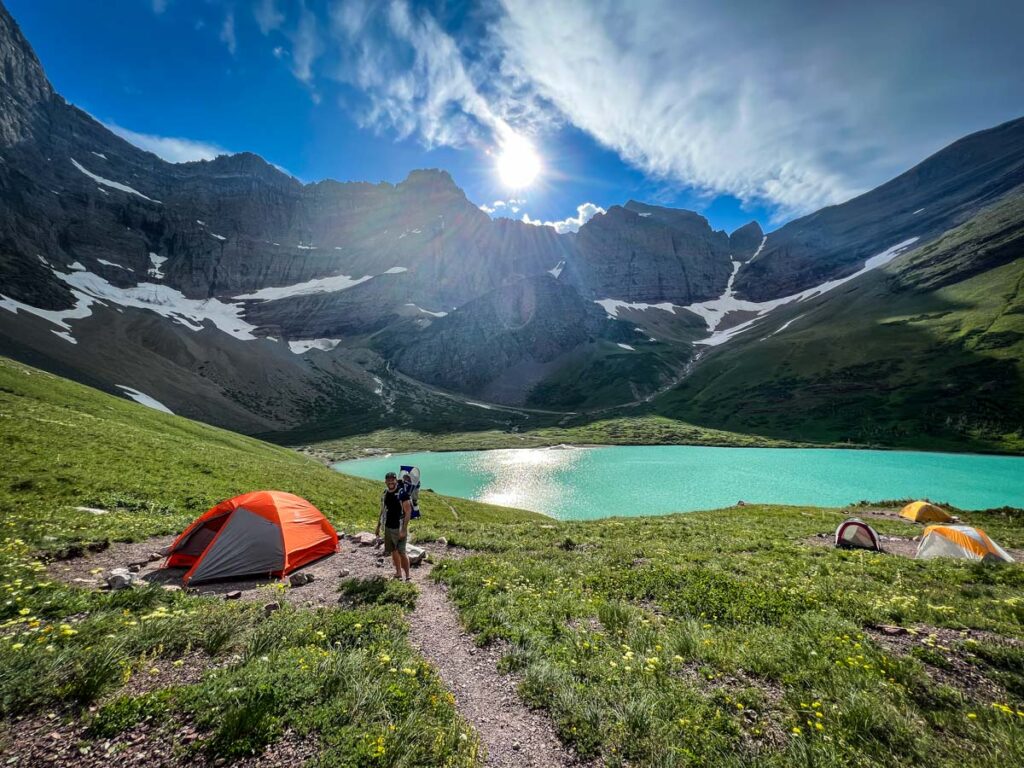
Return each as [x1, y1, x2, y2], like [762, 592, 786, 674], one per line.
[10, 0, 1024, 235]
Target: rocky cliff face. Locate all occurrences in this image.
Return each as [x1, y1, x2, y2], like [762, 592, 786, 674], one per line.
[569, 201, 733, 304]
[378, 275, 633, 399]
[728, 221, 764, 261]
[0, 2, 51, 145]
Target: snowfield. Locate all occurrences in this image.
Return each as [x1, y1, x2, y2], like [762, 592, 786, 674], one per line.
[685, 237, 920, 346]
[287, 338, 341, 354]
[595, 298, 677, 319]
[115, 385, 174, 414]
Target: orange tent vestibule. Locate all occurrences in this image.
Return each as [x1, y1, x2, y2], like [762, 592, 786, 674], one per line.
[165, 491, 338, 584]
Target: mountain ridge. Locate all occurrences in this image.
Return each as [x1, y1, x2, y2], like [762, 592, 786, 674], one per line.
[0, 0, 1021, 451]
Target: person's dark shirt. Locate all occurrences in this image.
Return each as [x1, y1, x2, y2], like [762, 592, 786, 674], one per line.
[383, 485, 410, 528]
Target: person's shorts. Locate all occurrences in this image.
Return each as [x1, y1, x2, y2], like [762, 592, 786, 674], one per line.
[383, 527, 406, 554]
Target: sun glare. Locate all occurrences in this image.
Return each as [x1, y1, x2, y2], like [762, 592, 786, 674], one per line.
[496, 134, 542, 189]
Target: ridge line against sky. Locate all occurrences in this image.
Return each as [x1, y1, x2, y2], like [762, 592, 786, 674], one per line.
[11, 0, 1024, 234]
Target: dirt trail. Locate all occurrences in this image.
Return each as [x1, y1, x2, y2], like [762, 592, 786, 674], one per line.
[405, 568, 583, 767]
[49, 536, 585, 767]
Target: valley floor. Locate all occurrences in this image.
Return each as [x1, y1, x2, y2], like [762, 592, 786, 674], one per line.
[2, 358, 1023, 766]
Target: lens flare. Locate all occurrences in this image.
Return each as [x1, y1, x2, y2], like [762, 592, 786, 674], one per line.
[496, 134, 542, 189]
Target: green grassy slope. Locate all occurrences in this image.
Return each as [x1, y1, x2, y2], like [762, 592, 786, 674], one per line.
[2, 357, 1022, 766]
[654, 197, 1024, 454]
[0, 356, 542, 548]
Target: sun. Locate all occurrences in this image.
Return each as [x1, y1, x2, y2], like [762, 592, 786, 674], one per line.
[495, 133, 542, 189]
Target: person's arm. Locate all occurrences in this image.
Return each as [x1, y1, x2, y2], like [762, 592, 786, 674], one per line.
[375, 493, 383, 537]
[399, 499, 412, 539]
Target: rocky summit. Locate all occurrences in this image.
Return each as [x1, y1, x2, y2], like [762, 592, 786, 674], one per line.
[0, 1, 1022, 450]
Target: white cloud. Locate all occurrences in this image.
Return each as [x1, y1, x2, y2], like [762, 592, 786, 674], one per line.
[253, 0, 284, 34]
[290, 4, 322, 83]
[220, 10, 237, 55]
[522, 202, 605, 234]
[326, 0, 514, 148]
[103, 122, 230, 163]
[272, 45, 285, 59]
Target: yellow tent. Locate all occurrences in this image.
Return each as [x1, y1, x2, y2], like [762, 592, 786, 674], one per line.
[899, 501, 952, 524]
[917, 525, 1014, 563]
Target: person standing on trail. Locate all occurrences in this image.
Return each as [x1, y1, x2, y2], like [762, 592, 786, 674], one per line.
[376, 471, 412, 581]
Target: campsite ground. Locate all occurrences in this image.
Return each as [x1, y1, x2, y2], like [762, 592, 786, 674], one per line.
[1, 356, 1023, 766]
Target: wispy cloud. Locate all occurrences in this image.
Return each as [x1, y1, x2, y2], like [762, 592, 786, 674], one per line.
[253, 0, 284, 34]
[523, 202, 604, 234]
[103, 122, 230, 163]
[326, 0, 513, 148]
[493, 0, 858, 218]
[290, 3, 321, 83]
[494, 0, 1024, 218]
[220, 10, 237, 55]
[151, 0, 168, 14]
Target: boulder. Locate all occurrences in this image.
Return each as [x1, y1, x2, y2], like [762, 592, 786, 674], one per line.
[436, 537, 448, 547]
[128, 563, 142, 573]
[105, 568, 136, 590]
[339, 568, 351, 578]
[353, 532, 378, 546]
[407, 545, 426, 566]
[288, 572, 314, 587]
[878, 625, 909, 636]
[263, 602, 280, 616]
[224, 591, 242, 600]
[148, 552, 163, 562]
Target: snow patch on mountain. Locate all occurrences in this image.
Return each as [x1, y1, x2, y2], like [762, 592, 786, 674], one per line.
[147, 253, 166, 280]
[97, 259, 131, 270]
[0, 291, 97, 330]
[51, 330, 77, 344]
[688, 237, 920, 346]
[116, 385, 174, 414]
[383, 267, 408, 274]
[287, 338, 341, 354]
[235, 273, 374, 301]
[405, 303, 448, 318]
[595, 298, 677, 319]
[747, 235, 768, 262]
[616, 343, 636, 351]
[548, 261, 565, 279]
[71, 159, 161, 203]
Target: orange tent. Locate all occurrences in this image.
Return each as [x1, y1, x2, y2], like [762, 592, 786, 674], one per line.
[916, 525, 1014, 563]
[899, 500, 952, 524]
[165, 491, 337, 584]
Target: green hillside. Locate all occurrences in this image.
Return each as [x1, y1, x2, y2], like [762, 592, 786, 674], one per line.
[1, 357, 1022, 766]
[654, 196, 1024, 454]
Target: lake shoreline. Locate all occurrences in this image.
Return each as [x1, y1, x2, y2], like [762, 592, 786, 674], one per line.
[333, 445, 1024, 520]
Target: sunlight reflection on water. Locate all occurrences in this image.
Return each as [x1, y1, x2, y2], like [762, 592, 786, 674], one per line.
[470, 448, 584, 511]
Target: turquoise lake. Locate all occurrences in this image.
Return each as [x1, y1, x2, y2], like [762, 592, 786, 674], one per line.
[333, 446, 1024, 520]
